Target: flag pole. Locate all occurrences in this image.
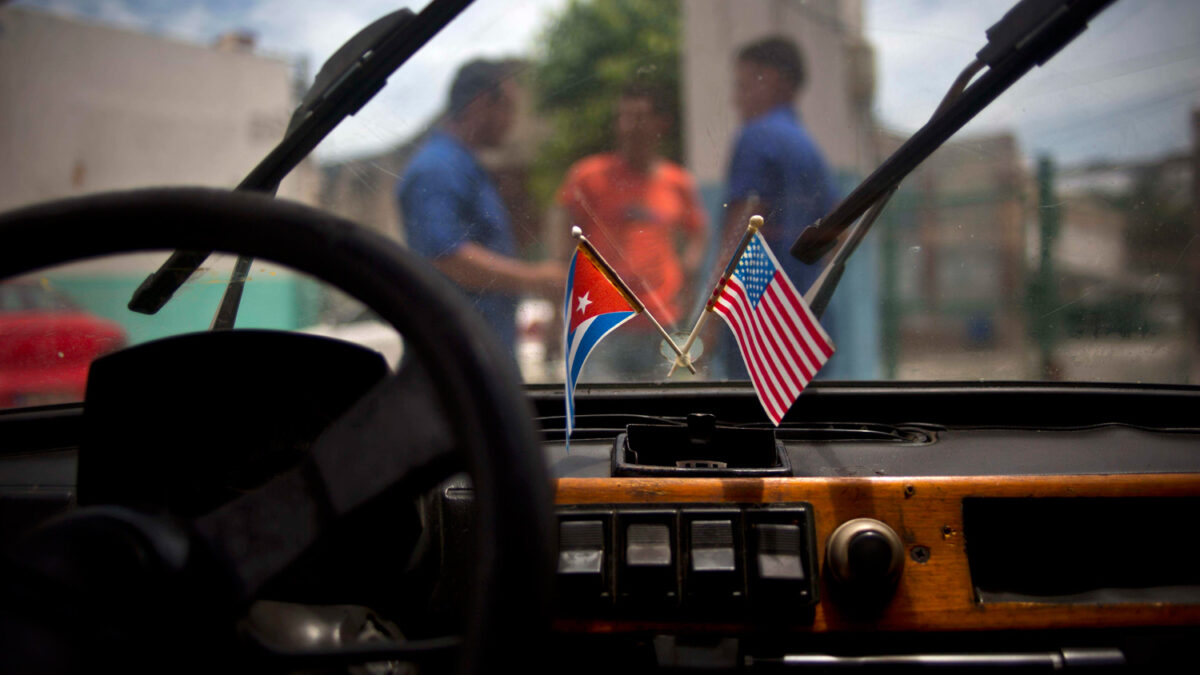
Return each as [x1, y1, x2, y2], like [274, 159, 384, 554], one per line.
[668, 214, 764, 376]
[571, 227, 696, 374]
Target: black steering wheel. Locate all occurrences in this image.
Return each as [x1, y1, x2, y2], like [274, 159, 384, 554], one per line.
[0, 188, 555, 673]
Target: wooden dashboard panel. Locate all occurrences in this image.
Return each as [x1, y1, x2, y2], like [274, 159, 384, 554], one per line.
[554, 474, 1200, 633]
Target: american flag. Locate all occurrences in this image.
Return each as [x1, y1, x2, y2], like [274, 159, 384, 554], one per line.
[711, 232, 834, 425]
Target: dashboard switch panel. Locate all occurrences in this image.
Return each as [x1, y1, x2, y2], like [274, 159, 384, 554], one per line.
[556, 503, 816, 619]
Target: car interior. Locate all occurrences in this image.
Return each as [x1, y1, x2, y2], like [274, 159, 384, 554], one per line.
[1, 0, 1198, 672]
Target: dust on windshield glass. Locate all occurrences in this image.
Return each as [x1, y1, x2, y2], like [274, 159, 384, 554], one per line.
[0, 0, 1197, 412]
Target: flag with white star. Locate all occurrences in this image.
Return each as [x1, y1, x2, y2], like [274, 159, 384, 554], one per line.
[711, 232, 834, 425]
[564, 244, 640, 439]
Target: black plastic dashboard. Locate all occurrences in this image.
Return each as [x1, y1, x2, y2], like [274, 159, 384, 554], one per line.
[4, 382, 1200, 671]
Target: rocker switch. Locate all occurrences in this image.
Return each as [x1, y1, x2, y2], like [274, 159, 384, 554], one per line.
[559, 520, 605, 575]
[690, 520, 736, 572]
[754, 523, 805, 581]
[626, 523, 672, 567]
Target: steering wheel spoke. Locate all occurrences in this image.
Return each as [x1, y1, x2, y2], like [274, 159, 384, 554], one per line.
[310, 357, 461, 514]
[194, 358, 459, 596]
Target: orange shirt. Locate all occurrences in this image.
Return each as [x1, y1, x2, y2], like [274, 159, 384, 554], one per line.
[557, 154, 707, 327]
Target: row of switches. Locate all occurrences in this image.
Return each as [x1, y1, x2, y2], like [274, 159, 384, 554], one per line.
[557, 505, 815, 612]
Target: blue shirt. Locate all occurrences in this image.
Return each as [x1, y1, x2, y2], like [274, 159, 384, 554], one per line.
[398, 131, 518, 348]
[726, 105, 837, 294]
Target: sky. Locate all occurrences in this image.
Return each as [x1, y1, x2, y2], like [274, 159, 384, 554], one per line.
[15, 0, 1200, 167]
[867, 0, 1200, 166]
[18, 0, 566, 159]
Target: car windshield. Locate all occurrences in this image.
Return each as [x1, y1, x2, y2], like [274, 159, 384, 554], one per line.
[1, 0, 1197, 411]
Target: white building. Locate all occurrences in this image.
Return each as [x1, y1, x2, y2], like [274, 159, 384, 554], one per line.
[0, 6, 317, 210]
[0, 6, 321, 343]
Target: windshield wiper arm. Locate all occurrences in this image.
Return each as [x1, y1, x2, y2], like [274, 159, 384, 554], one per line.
[804, 55, 985, 318]
[791, 0, 1116, 277]
[127, 0, 475, 317]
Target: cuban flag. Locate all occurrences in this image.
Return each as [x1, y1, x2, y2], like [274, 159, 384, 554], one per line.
[564, 244, 639, 439]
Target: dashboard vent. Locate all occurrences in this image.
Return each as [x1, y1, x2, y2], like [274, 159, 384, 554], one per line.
[539, 415, 936, 445]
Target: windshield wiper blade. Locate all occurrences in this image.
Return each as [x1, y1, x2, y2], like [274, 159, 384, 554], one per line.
[127, 0, 475, 316]
[791, 0, 1116, 271]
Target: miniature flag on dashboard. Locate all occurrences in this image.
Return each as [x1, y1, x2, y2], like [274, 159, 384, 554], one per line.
[711, 230, 834, 425]
[564, 240, 639, 440]
[564, 227, 694, 442]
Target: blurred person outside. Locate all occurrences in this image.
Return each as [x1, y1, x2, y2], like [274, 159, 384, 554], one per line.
[716, 36, 839, 378]
[398, 59, 565, 351]
[550, 83, 709, 378]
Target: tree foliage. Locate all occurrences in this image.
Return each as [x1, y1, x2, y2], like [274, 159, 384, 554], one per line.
[530, 0, 681, 208]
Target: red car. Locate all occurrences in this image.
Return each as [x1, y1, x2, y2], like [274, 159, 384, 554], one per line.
[0, 281, 126, 408]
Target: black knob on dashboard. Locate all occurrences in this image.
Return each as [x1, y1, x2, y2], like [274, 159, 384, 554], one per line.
[826, 518, 904, 587]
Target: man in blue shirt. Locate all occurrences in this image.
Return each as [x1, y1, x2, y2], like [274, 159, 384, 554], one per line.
[726, 36, 838, 295]
[398, 59, 564, 350]
[717, 36, 840, 378]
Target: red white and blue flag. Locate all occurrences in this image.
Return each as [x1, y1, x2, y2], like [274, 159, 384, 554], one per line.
[564, 245, 640, 438]
[711, 232, 834, 425]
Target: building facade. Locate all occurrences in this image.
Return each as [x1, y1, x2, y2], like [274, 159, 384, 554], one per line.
[0, 6, 321, 343]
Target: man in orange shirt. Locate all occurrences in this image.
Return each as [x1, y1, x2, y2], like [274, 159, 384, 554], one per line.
[552, 84, 709, 378]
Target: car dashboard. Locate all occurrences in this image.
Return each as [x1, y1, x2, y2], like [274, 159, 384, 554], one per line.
[3, 367, 1200, 671]
[520, 384, 1200, 670]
